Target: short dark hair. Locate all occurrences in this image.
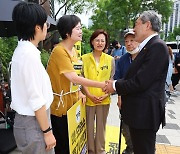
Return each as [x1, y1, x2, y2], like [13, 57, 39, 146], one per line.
[90, 29, 109, 52]
[12, 2, 47, 41]
[112, 40, 118, 48]
[57, 15, 81, 40]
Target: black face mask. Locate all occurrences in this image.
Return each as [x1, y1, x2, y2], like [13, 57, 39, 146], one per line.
[115, 46, 119, 49]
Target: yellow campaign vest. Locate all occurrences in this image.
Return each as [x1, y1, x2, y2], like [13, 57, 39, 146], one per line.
[81, 52, 113, 106]
[71, 60, 83, 92]
[70, 47, 83, 92]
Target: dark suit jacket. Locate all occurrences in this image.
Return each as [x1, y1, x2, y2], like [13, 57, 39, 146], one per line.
[116, 35, 169, 131]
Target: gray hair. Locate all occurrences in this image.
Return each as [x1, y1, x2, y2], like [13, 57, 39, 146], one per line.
[139, 10, 162, 32]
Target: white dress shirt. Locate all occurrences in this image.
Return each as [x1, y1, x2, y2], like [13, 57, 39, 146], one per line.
[113, 33, 158, 91]
[138, 33, 158, 51]
[10, 40, 53, 116]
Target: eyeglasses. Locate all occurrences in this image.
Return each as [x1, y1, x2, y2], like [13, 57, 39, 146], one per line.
[46, 22, 51, 29]
[94, 39, 105, 43]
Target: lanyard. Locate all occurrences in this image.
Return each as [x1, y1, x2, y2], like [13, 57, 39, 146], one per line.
[53, 85, 81, 110]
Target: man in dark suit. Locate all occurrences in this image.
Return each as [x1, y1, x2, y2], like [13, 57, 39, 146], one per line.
[103, 10, 169, 154]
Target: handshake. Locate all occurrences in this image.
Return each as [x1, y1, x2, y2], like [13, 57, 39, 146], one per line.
[102, 80, 116, 94]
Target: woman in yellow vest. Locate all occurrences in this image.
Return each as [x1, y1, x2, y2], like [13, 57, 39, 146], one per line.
[47, 15, 105, 154]
[81, 29, 115, 154]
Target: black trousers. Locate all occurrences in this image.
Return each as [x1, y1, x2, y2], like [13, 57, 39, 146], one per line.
[172, 73, 180, 88]
[129, 127, 156, 154]
[51, 114, 69, 154]
[122, 122, 133, 150]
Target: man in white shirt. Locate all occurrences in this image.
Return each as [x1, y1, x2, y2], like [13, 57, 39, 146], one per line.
[103, 10, 169, 154]
[11, 2, 56, 153]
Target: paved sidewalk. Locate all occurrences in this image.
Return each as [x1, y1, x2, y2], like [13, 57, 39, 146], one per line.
[3, 87, 180, 154]
[156, 95, 180, 146]
[107, 90, 180, 154]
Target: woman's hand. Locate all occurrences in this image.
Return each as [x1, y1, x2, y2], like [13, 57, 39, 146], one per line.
[88, 94, 102, 104]
[78, 91, 86, 105]
[44, 131, 56, 151]
[88, 94, 109, 104]
[98, 94, 109, 102]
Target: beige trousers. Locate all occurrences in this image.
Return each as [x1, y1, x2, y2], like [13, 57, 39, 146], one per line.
[86, 104, 110, 154]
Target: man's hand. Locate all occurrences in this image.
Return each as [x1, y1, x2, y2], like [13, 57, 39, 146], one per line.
[103, 80, 115, 94]
[44, 131, 56, 151]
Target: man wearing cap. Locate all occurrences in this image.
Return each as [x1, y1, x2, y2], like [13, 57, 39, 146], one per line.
[103, 10, 169, 154]
[114, 31, 139, 80]
[114, 31, 139, 154]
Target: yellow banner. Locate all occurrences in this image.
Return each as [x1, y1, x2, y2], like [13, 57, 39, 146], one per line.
[105, 125, 125, 154]
[74, 41, 81, 58]
[67, 99, 88, 154]
[70, 61, 82, 93]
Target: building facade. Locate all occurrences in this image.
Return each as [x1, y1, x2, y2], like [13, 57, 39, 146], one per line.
[163, 0, 180, 39]
[22, 0, 54, 17]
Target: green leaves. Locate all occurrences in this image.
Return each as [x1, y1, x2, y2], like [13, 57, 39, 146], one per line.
[166, 26, 180, 41]
[0, 37, 17, 79]
[55, 0, 95, 15]
[90, 0, 173, 41]
[0, 37, 50, 80]
[82, 27, 93, 54]
[41, 49, 50, 68]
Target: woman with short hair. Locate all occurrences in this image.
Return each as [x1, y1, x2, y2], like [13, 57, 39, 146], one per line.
[47, 15, 105, 154]
[11, 2, 56, 154]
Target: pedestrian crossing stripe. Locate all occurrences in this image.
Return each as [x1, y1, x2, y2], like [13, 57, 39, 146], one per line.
[105, 125, 126, 154]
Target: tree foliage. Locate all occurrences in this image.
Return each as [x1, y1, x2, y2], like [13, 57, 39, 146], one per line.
[0, 37, 50, 80]
[91, 0, 173, 41]
[82, 27, 93, 55]
[166, 26, 180, 41]
[0, 37, 18, 79]
[55, 0, 96, 18]
[41, 49, 50, 68]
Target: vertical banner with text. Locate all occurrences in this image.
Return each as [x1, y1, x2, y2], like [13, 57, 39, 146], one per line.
[74, 41, 81, 59]
[67, 99, 88, 154]
[105, 125, 125, 154]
